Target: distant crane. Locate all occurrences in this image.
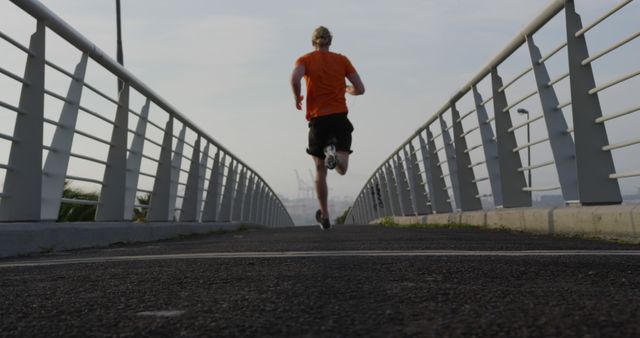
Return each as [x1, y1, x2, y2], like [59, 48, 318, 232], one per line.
[308, 169, 315, 186]
[295, 170, 314, 199]
[307, 168, 332, 193]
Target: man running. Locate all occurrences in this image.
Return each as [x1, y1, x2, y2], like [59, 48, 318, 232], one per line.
[290, 26, 365, 230]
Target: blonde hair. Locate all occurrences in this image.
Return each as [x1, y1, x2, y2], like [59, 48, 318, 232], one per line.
[311, 26, 332, 47]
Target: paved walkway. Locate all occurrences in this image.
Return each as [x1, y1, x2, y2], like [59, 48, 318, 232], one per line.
[1, 225, 639, 337]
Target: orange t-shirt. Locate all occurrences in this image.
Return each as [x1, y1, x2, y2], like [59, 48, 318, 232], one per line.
[295, 51, 357, 121]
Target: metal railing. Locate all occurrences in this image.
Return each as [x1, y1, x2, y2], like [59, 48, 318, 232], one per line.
[347, 0, 640, 224]
[0, 0, 294, 226]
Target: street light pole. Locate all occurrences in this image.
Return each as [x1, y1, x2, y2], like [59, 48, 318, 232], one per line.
[116, 0, 124, 92]
[517, 108, 531, 198]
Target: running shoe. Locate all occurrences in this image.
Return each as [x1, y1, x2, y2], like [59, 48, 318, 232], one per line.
[324, 144, 337, 170]
[315, 209, 331, 230]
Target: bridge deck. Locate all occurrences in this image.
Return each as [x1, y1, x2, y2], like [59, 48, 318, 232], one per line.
[1, 225, 639, 336]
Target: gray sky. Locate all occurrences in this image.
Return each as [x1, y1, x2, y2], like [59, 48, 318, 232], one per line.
[1, 0, 639, 202]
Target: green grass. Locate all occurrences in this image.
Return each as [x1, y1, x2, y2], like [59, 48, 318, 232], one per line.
[379, 217, 480, 229]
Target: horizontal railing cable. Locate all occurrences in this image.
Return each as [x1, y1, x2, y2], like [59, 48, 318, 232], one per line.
[457, 108, 476, 122]
[610, 171, 640, 179]
[596, 104, 640, 123]
[44, 89, 75, 105]
[503, 89, 538, 112]
[588, 69, 640, 95]
[498, 66, 532, 92]
[582, 31, 640, 66]
[508, 113, 544, 133]
[547, 71, 570, 87]
[464, 143, 483, 153]
[82, 82, 119, 106]
[60, 198, 99, 206]
[0, 30, 34, 55]
[62, 174, 104, 186]
[0, 101, 24, 115]
[0, 65, 30, 85]
[45, 60, 79, 80]
[537, 41, 567, 65]
[602, 137, 640, 151]
[0, 133, 19, 143]
[513, 137, 549, 152]
[574, 0, 633, 38]
[518, 160, 555, 172]
[78, 105, 116, 126]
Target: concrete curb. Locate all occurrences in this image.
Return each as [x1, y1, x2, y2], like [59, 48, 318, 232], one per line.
[0, 222, 264, 258]
[372, 204, 640, 244]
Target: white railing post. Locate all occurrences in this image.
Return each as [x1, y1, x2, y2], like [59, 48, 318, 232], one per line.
[363, 183, 374, 222]
[169, 126, 186, 220]
[393, 155, 412, 216]
[370, 182, 380, 220]
[124, 99, 150, 220]
[565, 0, 621, 205]
[372, 176, 383, 219]
[405, 143, 430, 215]
[491, 68, 531, 208]
[218, 160, 236, 222]
[196, 142, 209, 221]
[95, 84, 129, 221]
[254, 183, 265, 224]
[421, 129, 452, 213]
[0, 22, 45, 222]
[148, 116, 174, 221]
[41, 54, 88, 220]
[202, 151, 222, 222]
[244, 174, 256, 222]
[472, 86, 503, 207]
[376, 171, 392, 217]
[180, 136, 202, 222]
[526, 36, 579, 203]
[232, 167, 246, 221]
[439, 115, 461, 210]
[383, 163, 400, 215]
[451, 103, 482, 211]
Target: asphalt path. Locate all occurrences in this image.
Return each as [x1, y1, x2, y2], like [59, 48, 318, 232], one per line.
[1, 224, 639, 337]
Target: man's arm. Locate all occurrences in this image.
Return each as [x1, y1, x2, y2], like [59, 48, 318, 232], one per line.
[346, 72, 365, 96]
[290, 64, 305, 110]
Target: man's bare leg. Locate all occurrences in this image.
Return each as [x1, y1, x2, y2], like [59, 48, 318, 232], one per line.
[336, 151, 350, 176]
[313, 156, 329, 219]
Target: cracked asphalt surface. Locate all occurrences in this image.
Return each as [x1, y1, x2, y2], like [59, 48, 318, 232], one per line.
[1, 224, 639, 337]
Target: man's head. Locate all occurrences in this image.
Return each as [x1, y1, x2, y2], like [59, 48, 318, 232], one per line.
[312, 26, 332, 48]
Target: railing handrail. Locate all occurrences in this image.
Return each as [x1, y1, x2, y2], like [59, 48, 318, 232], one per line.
[365, 0, 565, 187]
[1, 0, 293, 226]
[347, 0, 639, 224]
[9, 0, 282, 205]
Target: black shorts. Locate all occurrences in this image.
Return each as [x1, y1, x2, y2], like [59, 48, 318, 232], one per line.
[306, 112, 354, 159]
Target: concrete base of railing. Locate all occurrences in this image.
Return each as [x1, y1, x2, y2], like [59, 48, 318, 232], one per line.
[0, 221, 266, 258]
[372, 204, 640, 244]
